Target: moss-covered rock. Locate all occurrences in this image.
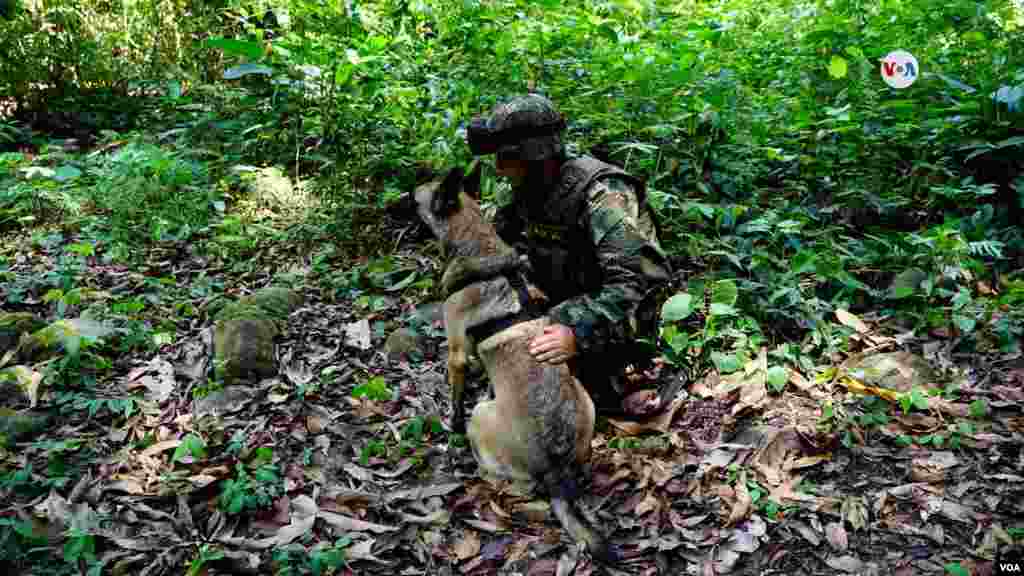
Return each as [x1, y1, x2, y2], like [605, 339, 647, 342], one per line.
[212, 287, 302, 385]
[0, 408, 50, 449]
[0, 312, 46, 353]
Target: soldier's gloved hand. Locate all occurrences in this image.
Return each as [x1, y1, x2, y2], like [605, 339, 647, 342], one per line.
[529, 324, 577, 364]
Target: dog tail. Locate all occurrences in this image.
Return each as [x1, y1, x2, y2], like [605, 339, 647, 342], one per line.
[550, 495, 619, 564]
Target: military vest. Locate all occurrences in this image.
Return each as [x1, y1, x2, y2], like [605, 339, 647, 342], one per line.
[517, 155, 654, 305]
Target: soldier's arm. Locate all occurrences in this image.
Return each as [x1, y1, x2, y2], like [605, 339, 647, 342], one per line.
[547, 179, 671, 356]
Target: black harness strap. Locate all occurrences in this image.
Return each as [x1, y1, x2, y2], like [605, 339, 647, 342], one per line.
[466, 272, 541, 343]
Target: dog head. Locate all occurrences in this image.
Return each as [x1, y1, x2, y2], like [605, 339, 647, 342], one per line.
[410, 162, 484, 253]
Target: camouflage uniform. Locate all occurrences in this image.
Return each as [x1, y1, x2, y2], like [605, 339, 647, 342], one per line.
[469, 94, 672, 412]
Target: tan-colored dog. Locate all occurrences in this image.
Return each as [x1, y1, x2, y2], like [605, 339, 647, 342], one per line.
[411, 163, 616, 563]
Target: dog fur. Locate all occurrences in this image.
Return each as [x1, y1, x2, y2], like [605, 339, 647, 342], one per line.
[411, 163, 616, 563]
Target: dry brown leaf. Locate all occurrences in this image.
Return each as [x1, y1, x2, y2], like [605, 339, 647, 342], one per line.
[463, 519, 503, 533]
[787, 368, 814, 392]
[789, 520, 821, 546]
[140, 439, 181, 458]
[318, 510, 397, 533]
[386, 483, 463, 503]
[789, 454, 830, 470]
[841, 497, 868, 531]
[346, 539, 383, 563]
[826, 555, 864, 573]
[125, 356, 175, 403]
[526, 559, 558, 576]
[992, 385, 1024, 402]
[453, 530, 482, 560]
[342, 463, 375, 482]
[344, 319, 372, 350]
[726, 471, 752, 526]
[188, 474, 220, 489]
[306, 415, 324, 434]
[513, 501, 549, 523]
[635, 492, 660, 516]
[607, 393, 687, 435]
[556, 545, 580, 576]
[401, 509, 450, 524]
[825, 521, 848, 551]
[835, 309, 870, 334]
[106, 478, 147, 495]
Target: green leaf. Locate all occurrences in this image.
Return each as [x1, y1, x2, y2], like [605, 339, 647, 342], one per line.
[954, 314, 976, 333]
[709, 303, 737, 316]
[352, 376, 392, 401]
[899, 394, 912, 415]
[911, 388, 929, 411]
[822, 402, 834, 420]
[766, 365, 788, 392]
[207, 38, 265, 59]
[712, 279, 739, 307]
[54, 165, 82, 182]
[661, 293, 695, 322]
[889, 268, 928, 300]
[173, 434, 208, 462]
[944, 562, 969, 576]
[828, 55, 848, 79]
[384, 271, 418, 292]
[791, 250, 817, 274]
[969, 398, 988, 418]
[896, 434, 913, 446]
[711, 352, 741, 373]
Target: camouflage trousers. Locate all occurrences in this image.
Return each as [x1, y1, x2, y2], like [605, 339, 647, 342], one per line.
[568, 340, 656, 415]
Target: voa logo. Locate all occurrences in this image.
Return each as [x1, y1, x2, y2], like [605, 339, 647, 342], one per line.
[880, 50, 919, 89]
[999, 561, 1023, 573]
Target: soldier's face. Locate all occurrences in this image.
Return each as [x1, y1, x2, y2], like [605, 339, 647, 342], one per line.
[495, 147, 529, 186]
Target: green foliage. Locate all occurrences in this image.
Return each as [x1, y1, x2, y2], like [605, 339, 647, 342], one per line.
[187, 545, 226, 576]
[219, 461, 283, 515]
[173, 434, 209, 464]
[944, 562, 970, 576]
[351, 375, 393, 402]
[271, 537, 352, 576]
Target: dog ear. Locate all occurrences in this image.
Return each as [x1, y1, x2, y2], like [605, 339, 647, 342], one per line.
[463, 161, 482, 200]
[433, 167, 464, 215]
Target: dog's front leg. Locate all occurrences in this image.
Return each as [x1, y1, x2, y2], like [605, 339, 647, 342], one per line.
[445, 303, 470, 434]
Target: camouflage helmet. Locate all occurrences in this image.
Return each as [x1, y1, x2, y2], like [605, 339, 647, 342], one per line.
[467, 94, 566, 161]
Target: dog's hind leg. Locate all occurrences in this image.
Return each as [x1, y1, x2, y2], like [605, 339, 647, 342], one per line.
[467, 400, 533, 484]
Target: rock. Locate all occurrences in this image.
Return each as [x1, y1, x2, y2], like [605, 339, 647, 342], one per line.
[849, 351, 936, 392]
[385, 328, 426, 363]
[213, 287, 302, 385]
[0, 312, 46, 353]
[194, 386, 257, 418]
[0, 408, 50, 449]
[213, 319, 279, 385]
